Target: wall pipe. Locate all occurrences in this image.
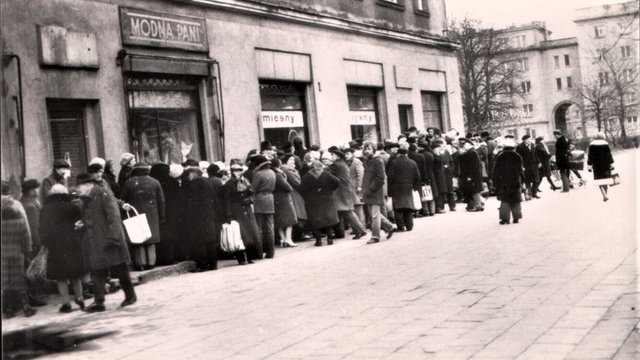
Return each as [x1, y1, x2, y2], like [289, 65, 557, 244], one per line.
[4, 53, 26, 181]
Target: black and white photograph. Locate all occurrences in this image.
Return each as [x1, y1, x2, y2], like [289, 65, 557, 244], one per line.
[1, 0, 638, 358]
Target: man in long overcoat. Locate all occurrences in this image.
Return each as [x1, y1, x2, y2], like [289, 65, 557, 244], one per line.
[250, 155, 277, 258]
[299, 161, 340, 246]
[492, 140, 525, 224]
[407, 144, 427, 217]
[327, 148, 367, 239]
[554, 129, 572, 192]
[418, 140, 439, 216]
[516, 135, 540, 199]
[362, 142, 396, 244]
[387, 146, 421, 231]
[76, 174, 136, 312]
[458, 138, 485, 211]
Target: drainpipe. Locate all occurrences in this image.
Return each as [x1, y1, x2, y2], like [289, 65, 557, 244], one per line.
[3, 53, 26, 181]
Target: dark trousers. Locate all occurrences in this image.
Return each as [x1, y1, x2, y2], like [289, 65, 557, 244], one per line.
[435, 193, 456, 211]
[394, 209, 414, 230]
[560, 169, 571, 191]
[91, 263, 135, 304]
[337, 210, 367, 236]
[255, 213, 275, 258]
[499, 201, 522, 222]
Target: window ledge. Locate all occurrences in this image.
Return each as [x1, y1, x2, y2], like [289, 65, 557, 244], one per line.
[376, 0, 405, 11]
[414, 9, 430, 18]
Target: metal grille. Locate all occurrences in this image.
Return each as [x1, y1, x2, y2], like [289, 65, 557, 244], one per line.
[259, 83, 301, 95]
[126, 77, 198, 90]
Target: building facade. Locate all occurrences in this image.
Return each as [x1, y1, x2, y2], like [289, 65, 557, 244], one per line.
[1, 0, 463, 187]
[491, 1, 638, 142]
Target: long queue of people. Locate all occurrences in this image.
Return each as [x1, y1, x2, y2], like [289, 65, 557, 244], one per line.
[4, 126, 600, 319]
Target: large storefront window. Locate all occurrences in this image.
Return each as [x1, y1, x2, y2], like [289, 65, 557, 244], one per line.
[259, 82, 308, 148]
[127, 76, 205, 164]
[421, 92, 444, 130]
[348, 87, 380, 143]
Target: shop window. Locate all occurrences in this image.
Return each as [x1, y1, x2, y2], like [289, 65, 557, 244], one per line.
[127, 76, 204, 164]
[259, 82, 309, 149]
[348, 87, 381, 143]
[421, 92, 444, 131]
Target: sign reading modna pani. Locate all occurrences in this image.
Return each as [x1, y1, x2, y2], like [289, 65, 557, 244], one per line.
[261, 111, 304, 129]
[119, 7, 209, 52]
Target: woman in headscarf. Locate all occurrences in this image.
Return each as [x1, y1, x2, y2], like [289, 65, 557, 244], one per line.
[118, 153, 136, 190]
[224, 163, 261, 262]
[299, 160, 340, 246]
[40, 184, 87, 313]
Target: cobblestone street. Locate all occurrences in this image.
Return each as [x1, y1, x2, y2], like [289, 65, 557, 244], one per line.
[3, 150, 638, 360]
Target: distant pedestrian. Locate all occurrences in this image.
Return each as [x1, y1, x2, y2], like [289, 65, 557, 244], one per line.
[492, 140, 525, 225]
[251, 155, 277, 258]
[516, 135, 540, 199]
[553, 130, 572, 192]
[387, 144, 421, 232]
[40, 159, 71, 202]
[534, 136, 559, 191]
[39, 184, 87, 313]
[458, 138, 485, 212]
[327, 148, 367, 240]
[182, 168, 218, 270]
[299, 160, 340, 246]
[432, 140, 456, 212]
[224, 164, 260, 262]
[361, 142, 396, 244]
[587, 132, 615, 202]
[271, 158, 298, 247]
[419, 140, 438, 216]
[344, 148, 366, 225]
[20, 179, 48, 307]
[150, 163, 182, 265]
[74, 174, 136, 313]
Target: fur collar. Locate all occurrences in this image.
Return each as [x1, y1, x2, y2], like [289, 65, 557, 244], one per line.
[590, 139, 609, 146]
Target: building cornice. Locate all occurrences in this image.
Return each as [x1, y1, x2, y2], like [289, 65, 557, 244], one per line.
[170, 0, 460, 50]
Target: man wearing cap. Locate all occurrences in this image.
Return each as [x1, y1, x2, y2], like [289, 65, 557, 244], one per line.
[251, 155, 277, 258]
[492, 140, 525, 224]
[40, 159, 71, 203]
[327, 148, 367, 240]
[516, 135, 540, 199]
[553, 130, 572, 192]
[75, 174, 136, 312]
[361, 142, 396, 244]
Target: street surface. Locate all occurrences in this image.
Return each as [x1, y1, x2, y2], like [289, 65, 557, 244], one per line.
[3, 149, 639, 360]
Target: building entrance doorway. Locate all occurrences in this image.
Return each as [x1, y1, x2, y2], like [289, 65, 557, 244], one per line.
[554, 102, 583, 139]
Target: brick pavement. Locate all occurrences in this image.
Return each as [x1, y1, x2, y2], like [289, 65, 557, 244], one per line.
[2, 150, 638, 359]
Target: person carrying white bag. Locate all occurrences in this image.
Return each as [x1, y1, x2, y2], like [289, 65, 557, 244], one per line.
[220, 221, 251, 265]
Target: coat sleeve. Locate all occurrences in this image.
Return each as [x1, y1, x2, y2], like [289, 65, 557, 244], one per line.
[156, 181, 166, 223]
[412, 162, 421, 190]
[100, 190, 124, 244]
[325, 171, 340, 191]
[285, 169, 302, 190]
[354, 159, 364, 188]
[275, 172, 292, 193]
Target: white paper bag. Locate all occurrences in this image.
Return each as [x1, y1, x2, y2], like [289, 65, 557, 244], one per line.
[123, 207, 152, 244]
[412, 190, 422, 210]
[421, 185, 434, 201]
[220, 221, 245, 253]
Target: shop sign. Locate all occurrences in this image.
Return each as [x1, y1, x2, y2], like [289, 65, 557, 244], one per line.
[119, 7, 209, 52]
[261, 111, 304, 129]
[349, 111, 377, 125]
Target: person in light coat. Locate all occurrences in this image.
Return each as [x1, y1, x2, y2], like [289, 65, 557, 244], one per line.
[250, 155, 277, 258]
[344, 148, 366, 226]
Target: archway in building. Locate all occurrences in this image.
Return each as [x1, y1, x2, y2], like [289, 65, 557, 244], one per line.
[553, 101, 583, 138]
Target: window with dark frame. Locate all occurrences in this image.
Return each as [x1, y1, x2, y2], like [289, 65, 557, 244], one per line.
[564, 54, 571, 66]
[553, 56, 560, 69]
[556, 78, 562, 90]
[567, 77, 573, 88]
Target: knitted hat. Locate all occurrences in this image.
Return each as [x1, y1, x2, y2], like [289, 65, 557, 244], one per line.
[54, 159, 71, 169]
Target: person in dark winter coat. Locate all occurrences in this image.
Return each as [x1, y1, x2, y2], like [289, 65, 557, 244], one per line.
[271, 158, 298, 247]
[206, 164, 227, 253]
[118, 153, 136, 192]
[516, 135, 540, 199]
[553, 130, 572, 192]
[149, 163, 182, 265]
[75, 173, 136, 313]
[387, 146, 421, 231]
[408, 144, 428, 217]
[299, 160, 340, 246]
[361, 142, 396, 244]
[327, 149, 367, 240]
[535, 136, 559, 192]
[251, 155, 277, 258]
[458, 139, 485, 211]
[120, 163, 165, 270]
[419, 141, 439, 216]
[1, 194, 36, 318]
[182, 168, 218, 270]
[39, 184, 87, 313]
[492, 140, 525, 224]
[224, 164, 261, 262]
[40, 159, 71, 203]
[587, 132, 615, 202]
[432, 140, 456, 212]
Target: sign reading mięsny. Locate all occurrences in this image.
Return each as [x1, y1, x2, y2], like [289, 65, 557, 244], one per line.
[119, 7, 209, 52]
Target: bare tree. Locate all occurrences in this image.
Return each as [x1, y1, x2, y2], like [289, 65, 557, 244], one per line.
[449, 18, 523, 134]
[576, 77, 611, 133]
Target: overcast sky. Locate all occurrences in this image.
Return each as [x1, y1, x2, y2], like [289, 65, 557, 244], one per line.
[445, 0, 627, 39]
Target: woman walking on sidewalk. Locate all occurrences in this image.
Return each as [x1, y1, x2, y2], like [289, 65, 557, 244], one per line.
[587, 132, 615, 202]
[492, 139, 525, 225]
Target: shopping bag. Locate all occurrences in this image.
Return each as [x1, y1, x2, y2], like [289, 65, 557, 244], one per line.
[122, 207, 152, 244]
[220, 221, 246, 253]
[26, 247, 48, 281]
[421, 185, 433, 201]
[611, 173, 621, 186]
[412, 190, 422, 210]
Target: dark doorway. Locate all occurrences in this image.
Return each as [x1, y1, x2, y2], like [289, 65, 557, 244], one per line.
[554, 103, 571, 133]
[46, 100, 88, 186]
[398, 105, 413, 133]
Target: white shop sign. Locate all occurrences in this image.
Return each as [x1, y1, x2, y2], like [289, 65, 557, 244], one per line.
[349, 111, 377, 125]
[261, 111, 304, 128]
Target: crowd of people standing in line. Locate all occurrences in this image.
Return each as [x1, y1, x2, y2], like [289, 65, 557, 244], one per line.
[2, 126, 615, 318]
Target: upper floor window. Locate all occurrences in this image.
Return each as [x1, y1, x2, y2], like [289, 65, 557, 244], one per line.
[567, 77, 573, 89]
[519, 58, 529, 71]
[521, 81, 531, 94]
[599, 72, 609, 86]
[594, 25, 605, 38]
[564, 54, 571, 67]
[622, 68, 634, 82]
[415, 0, 428, 11]
[625, 92, 637, 104]
[553, 56, 560, 69]
[621, 45, 632, 58]
[556, 78, 562, 90]
[515, 35, 526, 48]
[597, 48, 607, 61]
[523, 104, 533, 117]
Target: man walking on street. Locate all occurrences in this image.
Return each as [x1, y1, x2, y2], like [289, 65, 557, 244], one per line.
[75, 174, 136, 313]
[516, 135, 540, 199]
[554, 130, 572, 192]
[361, 142, 396, 244]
